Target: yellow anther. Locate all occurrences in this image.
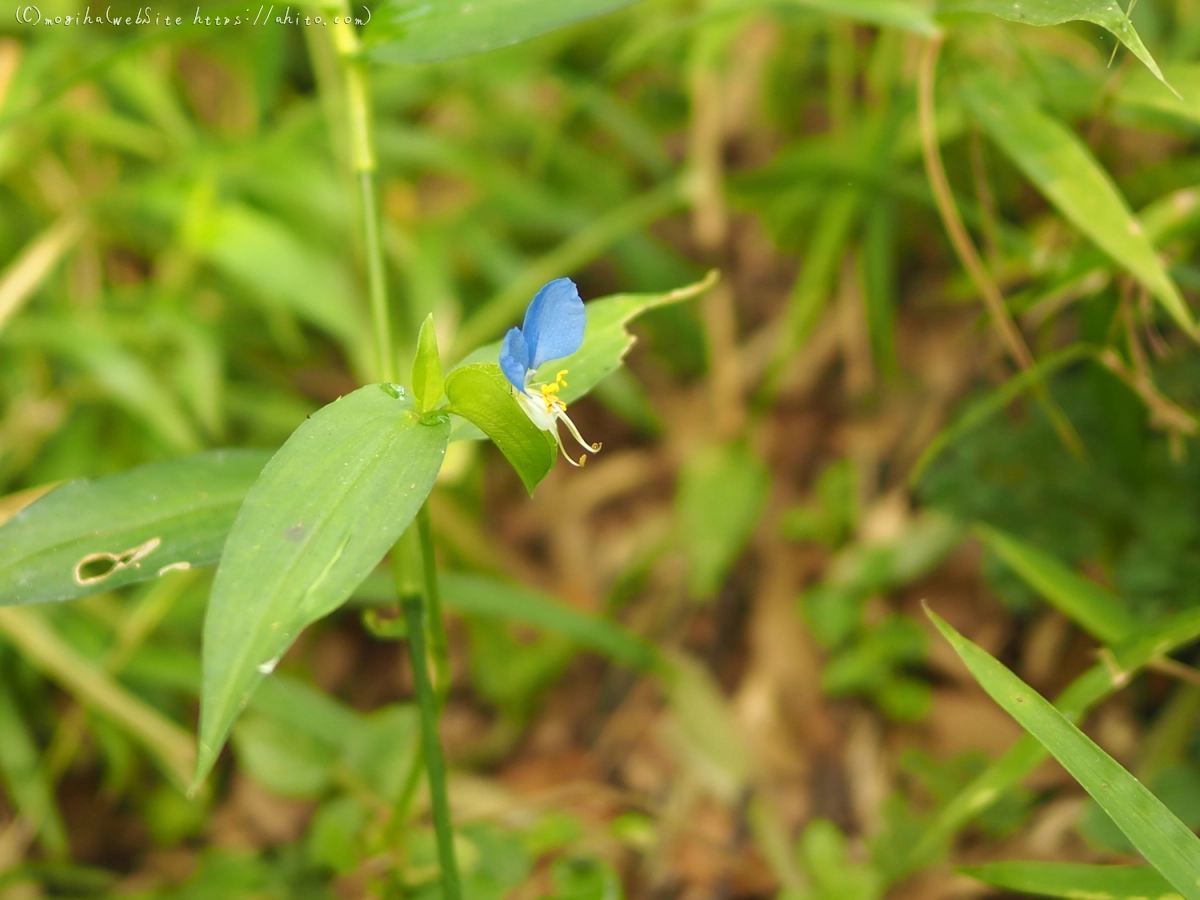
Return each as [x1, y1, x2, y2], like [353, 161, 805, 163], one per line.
[556, 369, 569, 388]
[578, 454, 588, 467]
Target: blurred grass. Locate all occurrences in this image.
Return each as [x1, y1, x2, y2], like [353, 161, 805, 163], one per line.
[3, 0, 1200, 896]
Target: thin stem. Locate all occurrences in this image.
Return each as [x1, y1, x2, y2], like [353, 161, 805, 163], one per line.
[332, 8, 394, 384]
[402, 593, 462, 900]
[916, 35, 1084, 459]
[360, 169, 395, 384]
[417, 503, 450, 703]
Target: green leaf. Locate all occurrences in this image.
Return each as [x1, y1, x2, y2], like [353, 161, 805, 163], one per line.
[363, 0, 642, 64]
[0, 679, 67, 855]
[440, 572, 659, 671]
[412, 314, 445, 414]
[444, 363, 557, 494]
[194, 204, 370, 366]
[194, 384, 449, 788]
[677, 441, 769, 599]
[0, 450, 271, 605]
[787, 0, 938, 33]
[231, 714, 338, 799]
[985, 88, 1189, 319]
[973, 523, 1136, 644]
[938, 0, 1172, 92]
[926, 606, 1200, 900]
[960, 78, 1193, 335]
[960, 861, 1176, 899]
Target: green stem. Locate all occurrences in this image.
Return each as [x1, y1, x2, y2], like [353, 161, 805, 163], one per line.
[402, 593, 462, 900]
[417, 503, 450, 703]
[329, 12, 453, 890]
[359, 168, 394, 384]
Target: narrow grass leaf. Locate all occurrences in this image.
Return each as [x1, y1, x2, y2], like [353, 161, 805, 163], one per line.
[440, 572, 659, 670]
[364, 0, 641, 64]
[960, 861, 1176, 899]
[960, 78, 1192, 334]
[444, 363, 557, 494]
[195, 385, 449, 788]
[678, 442, 769, 600]
[0, 607, 195, 789]
[910, 605, 1200, 872]
[0, 679, 67, 854]
[786, 0, 938, 33]
[973, 523, 1136, 644]
[926, 606, 1200, 898]
[938, 0, 1172, 91]
[0, 450, 271, 606]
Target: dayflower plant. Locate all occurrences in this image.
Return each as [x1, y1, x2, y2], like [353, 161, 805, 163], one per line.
[500, 277, 602, 466]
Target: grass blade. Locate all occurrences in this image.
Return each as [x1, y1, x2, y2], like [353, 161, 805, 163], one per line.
[960, 861, 1175, 899]
[973, 523, 1136, 644]
[926, 605, 1200, 898]
[960, 77, 1192, 335]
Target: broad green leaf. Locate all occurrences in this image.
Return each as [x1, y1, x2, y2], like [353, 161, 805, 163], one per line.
[444, 363, 557, 494]
[960, 861, 1175, 899]
[787, 0, 937, 33]
[927, 607, 1200, 899]
[677, 442, 769, 599]
[364, 0, 642, 64]
[454, 270, 719, 413]
[938, 0, 1171, 91]
[0, 679, 67, 854]
[0, 450, 271, 606]
[960, 78, 1193, 335]
[195, 384, 449, 788]
[973, 523, 1136, 644]
[412, 314, 445, 414]
[441, 573, 659, 671]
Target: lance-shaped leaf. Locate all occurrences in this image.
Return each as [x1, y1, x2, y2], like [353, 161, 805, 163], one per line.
[444, 363, 556, 495]
[194, 384, 449, 788]
[961, 77, 1193, 335]
[938, 0, 1172, 91]
[364, 0, 642, 65]
[0, 450, 271, 606]
[927, 606, 1200, 900]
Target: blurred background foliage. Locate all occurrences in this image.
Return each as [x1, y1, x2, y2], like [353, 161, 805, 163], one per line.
[4, 0, 1200, 896]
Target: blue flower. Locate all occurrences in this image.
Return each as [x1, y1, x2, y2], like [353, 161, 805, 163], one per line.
[500, 277, 601, 467]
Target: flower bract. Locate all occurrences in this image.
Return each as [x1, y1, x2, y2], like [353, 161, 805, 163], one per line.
[500, 278, 601, 466]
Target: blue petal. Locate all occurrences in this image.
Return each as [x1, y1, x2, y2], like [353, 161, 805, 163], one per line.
[522, 277, 585, 371]
[499, 326, 531, 390]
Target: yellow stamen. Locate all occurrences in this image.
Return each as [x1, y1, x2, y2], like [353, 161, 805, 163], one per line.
[556, 370, 569, 388]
